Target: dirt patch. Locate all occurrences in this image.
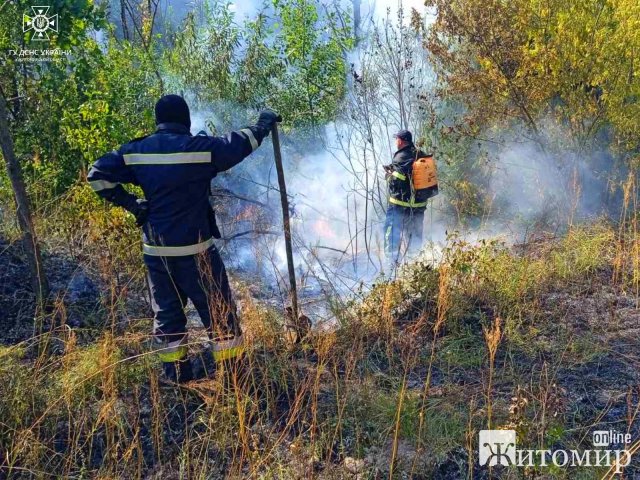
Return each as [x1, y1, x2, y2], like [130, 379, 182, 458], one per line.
[0, 237, 104, 345]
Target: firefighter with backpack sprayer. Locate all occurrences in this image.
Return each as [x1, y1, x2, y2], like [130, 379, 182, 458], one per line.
[383, 129, 438, 265]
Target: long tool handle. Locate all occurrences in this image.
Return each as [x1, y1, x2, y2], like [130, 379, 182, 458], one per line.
[271, 124, 298, 320]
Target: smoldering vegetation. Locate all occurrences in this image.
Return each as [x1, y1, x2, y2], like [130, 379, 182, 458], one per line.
[186, 9, 629, 324]
[1, 0, 640, 478]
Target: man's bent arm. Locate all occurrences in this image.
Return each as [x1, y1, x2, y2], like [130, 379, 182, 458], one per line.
[87, 149, 140, 212]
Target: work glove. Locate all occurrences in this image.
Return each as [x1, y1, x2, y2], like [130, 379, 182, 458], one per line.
[256, 109, 282, 133]
[131, 198, 149, 227]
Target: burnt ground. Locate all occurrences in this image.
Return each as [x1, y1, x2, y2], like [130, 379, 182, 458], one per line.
[543, 275, 640, 429]
[0, 237, 108, 345]
[2, 235, 640, 478]
[0, 238, 35, 343]
[415, 272, 640, 479]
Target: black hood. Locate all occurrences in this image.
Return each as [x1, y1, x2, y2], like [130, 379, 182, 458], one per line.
[154, 95, 191, 129]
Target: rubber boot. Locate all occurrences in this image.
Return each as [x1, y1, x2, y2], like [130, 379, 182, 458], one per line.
[191, 345, 217, 380]
[163, 358, 194, 384]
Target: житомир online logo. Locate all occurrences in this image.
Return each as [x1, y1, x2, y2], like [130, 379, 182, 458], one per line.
[479, 429, 633, 473]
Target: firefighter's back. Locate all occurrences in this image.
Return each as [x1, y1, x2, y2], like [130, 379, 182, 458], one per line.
[121, 128, 215, 248]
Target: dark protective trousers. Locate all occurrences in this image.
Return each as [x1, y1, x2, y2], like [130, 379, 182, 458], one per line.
[384, 204, 425, 262]
[144, 246, 240, 350]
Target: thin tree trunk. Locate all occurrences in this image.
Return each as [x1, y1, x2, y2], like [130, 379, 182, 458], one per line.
[0, 95, 49, 306]
[120, 0, 130, 41]
[353, 0, 361, 44]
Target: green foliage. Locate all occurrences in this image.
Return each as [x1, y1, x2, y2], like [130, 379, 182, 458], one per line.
[0, 2, 104, 191]
[164, 3, 240, 104]
[0, 1, 158, 194]
[425, 0, 640, 153]
[165, 0, 352, 129]
[0, 0, 104, 50]
[442, 224, 615, 318]
[59, 37, 160, 173]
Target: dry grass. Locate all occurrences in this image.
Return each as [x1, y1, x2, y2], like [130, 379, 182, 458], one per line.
[1, 181, 640, 478]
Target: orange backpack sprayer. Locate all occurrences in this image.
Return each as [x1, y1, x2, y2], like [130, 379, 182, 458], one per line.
[412, 154, 439, 201]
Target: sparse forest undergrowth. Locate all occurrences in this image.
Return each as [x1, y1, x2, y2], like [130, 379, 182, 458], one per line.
[1, 220, 639, 479]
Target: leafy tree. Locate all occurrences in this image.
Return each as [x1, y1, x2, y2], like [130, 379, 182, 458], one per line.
[0, 1, 106, 189]
[59, 36, 160, 177]
[0, 1, 162, 302]
[0, 0, 104, 303]
[165, 0, 352, 129]
[425, 0, 640, 155]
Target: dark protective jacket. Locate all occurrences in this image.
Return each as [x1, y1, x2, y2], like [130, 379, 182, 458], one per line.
[385, 143, 429, 208]
[87, 122, 267, 256]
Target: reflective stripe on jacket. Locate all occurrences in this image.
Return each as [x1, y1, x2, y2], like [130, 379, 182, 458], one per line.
[88, 122, 267, 255]
[385, 144, 429, 209]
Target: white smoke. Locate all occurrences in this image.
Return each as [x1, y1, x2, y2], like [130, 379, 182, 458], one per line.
[184, 1, 620, 322]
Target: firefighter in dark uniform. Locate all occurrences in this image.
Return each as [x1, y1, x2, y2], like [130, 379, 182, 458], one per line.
[88, 94, 280, 383]
[383, 129, 430, 263]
